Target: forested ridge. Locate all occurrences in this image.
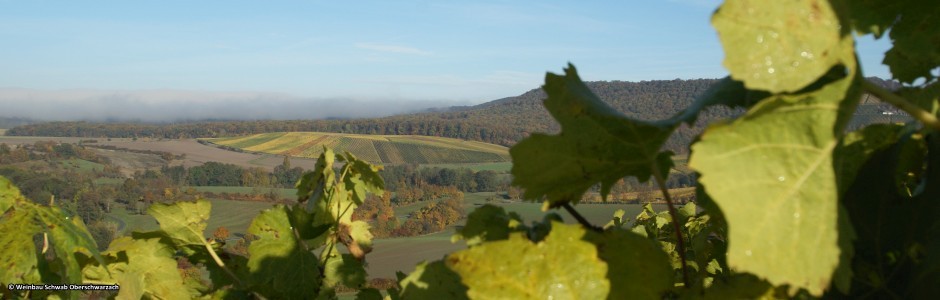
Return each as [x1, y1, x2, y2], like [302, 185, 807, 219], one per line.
[6, 78, 903, 154]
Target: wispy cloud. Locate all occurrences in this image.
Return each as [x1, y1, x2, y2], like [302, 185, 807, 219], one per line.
[354, 43, 432, 55]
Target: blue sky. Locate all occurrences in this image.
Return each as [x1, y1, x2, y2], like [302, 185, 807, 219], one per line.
[0, 0, 892, 104]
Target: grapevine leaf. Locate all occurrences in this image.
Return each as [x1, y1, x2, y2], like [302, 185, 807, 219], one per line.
[297, 147, 335, 203]
[446, 222, 609, 299]
[33, 203, 105, 285]
[842, 132, 940, 297]
[678, 202, 697, 221]
[893, 132, 928, 197]
[690, 64, 861, 295]
[341, 151, 385, 205]
[322, 254, 367, 289]
[882, 4, 940, 84]
[510, 64, 675, 206]
[834, 123, 906, 195]
[453, 204, 521, 246]
[833, 123, 903, 293]
[287, 203, 329, 242]
[844, 0, 940, 83]
[668, 77, 770, 125]
[355, 288, 384, 300]
[712, 0, 852, 92]
[697, 273, 776, 300]
[846, 0, 898, 37]
[345, 220, 374, 259]
[898, 83, 940, 117]
[0, 176, 23, 213]
[147, 200, 211, 246]
[0, 206, 41, 284]
[398, 261, 469, 300]
[247, 205, 320, 299]
[585, 229, 673, 300]
[82, 237, 190, 300]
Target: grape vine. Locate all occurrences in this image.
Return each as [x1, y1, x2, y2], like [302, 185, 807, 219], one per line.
[2, 0, 940, 298]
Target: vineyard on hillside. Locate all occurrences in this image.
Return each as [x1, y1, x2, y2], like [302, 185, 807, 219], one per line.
[205, 132, 510, 164]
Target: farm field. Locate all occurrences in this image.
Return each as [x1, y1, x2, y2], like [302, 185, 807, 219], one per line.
[189, 185, 299, 199]
[0, 136, 319, 171]
[205, 132, 510, 165]
[420, 161, 513, 172]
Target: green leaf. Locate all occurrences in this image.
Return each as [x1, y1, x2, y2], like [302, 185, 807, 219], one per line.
[446, 222, 609, 299]
[297, 147, 336, 203]
[586, 229, 673, 300]
[834, 123, 906, 194]
[893, 132, 928, 197]
[287, 203, 329, 242]
[247, 205, 320, 299]
[453, 204, 520, 246]
[510, 64, 675, 206]
[341, 151, 385, 206]
[696, 273, 777, 300]
[82, 237, 190, 300]
[33, 204, 105, 285]
[147, 200, 212, 246]
[668, 77, 770, 125]
[356, 288, 385, 300]
[346, 220, 374, 258]
[0, 206, 42, 284]
[0, 176, 24, 214]
[322, 254, 367, 290]
[841, 131, 940, 297]
[712, 0, 853, 93]
[882, 4, 940, 84]
[690, 65, 862, 295]
[398, 261, 469, 300]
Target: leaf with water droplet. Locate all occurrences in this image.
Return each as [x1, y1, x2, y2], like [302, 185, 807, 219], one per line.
[712, 0, 854, 93]
[446, 223, 609, 299]
[690, 63, 862, 295]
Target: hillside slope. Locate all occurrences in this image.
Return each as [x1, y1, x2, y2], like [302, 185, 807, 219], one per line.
[6, 78, 907, 154]
[205, 132, 510, 165]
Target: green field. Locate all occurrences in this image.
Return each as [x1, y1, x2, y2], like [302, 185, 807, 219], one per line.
[94, 178, 124, 185]
[189, 186, 298, 199]
[420, 161, 513, 172]
[204, 132, 510, 165]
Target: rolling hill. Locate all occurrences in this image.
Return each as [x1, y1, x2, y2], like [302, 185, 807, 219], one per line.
[6, 78, 909, 154]
[204, 132, 510, 165]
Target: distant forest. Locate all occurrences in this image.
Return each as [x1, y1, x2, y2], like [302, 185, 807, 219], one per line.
[5, 78, 904, 154]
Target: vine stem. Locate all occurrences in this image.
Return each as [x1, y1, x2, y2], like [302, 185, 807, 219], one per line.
[652, 162, 690, 288]
[205, 242, 244, 287]
[561, 202, 603, 233]
[862, 80, 940, 131]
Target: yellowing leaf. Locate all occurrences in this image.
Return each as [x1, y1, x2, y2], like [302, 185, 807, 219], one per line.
[712, 0, 852, 92]
[247, 205, 320, 299]
[446, 223, 609, 299]
[147, 200, 212, 246]
[82, 237, 189, 300]
[587, 229, 673, 300]
[0, 206, 41, 284]
[690, 65, 862, 295]
[0, 176, 23, 214]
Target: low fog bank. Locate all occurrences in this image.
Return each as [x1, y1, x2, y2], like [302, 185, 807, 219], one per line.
[0, 88, 466, 122]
